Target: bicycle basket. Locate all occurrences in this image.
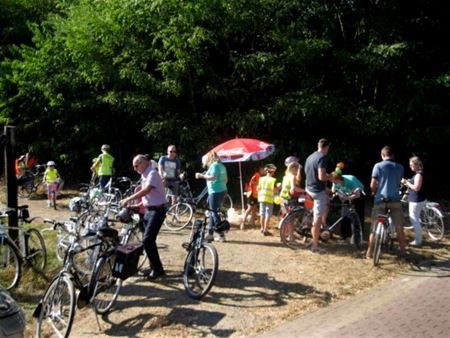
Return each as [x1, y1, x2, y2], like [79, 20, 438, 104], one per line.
[214, 220, 230, 233]
[113, 242, 144, 280]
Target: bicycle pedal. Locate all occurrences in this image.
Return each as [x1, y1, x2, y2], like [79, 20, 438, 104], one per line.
[181, 242, 191, 250]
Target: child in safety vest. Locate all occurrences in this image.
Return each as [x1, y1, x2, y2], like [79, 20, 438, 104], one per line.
[280, 161, 305, 217]
[44, 161, 61, 208]
[241, 165, 266, 230]
[257, 164, 279, 236]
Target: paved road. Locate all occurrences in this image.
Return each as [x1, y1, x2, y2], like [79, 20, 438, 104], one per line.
[256, 258, 450, 338]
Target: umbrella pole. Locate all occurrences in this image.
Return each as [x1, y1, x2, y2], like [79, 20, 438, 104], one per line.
[239, 161, 244, 213]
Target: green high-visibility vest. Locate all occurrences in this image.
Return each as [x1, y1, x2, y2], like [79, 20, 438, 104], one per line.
[98, 153, 114, 176]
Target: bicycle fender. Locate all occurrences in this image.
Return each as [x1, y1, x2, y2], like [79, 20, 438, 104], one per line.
[426, 204, 444, 218]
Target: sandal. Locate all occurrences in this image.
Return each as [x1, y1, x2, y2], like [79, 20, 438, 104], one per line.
[311, 246, 327, 254]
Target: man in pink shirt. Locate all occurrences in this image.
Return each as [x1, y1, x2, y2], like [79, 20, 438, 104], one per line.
[120, 154, 167, 280]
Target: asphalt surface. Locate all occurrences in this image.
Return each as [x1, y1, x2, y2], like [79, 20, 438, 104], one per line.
[256, 258, 450, 338]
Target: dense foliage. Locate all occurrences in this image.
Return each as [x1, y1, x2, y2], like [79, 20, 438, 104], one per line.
[1, 0, 449, 195]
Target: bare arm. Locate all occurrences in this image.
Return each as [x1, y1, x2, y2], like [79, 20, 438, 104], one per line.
[370, 178, 378, 195]
[318, 167, 331, 182]
[402, 173, 423, 192]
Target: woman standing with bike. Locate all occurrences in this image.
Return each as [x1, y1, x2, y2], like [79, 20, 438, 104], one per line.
[195, 151, 228, 242]
[401, 156, 426, 246]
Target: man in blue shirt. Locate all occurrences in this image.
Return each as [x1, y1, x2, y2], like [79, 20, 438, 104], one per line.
[366, 146, 406, 259]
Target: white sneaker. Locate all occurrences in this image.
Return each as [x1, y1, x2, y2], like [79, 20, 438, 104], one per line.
[409, 240, 422, 246]
[47, 201, 52, 208]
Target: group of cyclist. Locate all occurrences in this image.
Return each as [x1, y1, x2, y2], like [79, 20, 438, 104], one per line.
[15, 152, 63, 208]
[241, 138, 428, 259]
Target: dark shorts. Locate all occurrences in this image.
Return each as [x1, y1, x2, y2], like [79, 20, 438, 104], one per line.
[247, 196, 258, 206]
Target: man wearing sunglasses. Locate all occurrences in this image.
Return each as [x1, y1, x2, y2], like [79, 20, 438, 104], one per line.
[158, 145, 181, 205]
[120, 154, 167, 280]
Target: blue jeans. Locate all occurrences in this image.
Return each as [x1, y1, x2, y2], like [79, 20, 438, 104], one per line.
[143, 208, 166, 272]
[207, 191, 226, 234]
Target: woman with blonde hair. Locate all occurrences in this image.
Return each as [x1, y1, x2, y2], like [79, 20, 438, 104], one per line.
[401, 156, 426, 246]
[196, 151, 228, 242]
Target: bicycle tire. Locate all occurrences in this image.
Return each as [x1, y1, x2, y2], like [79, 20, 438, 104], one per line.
[90, 255, 121, 314]
[35, 274, 76, 338]
[373, 222, 385, 266]
[0, 238, 21, 290]
[183, 243, 218, 299]
[26, 228, 48, 271]
[424, 206, 445, 241]
[350, 213, 362, 250]
[164, 202, 194, 231]
[223, 193, 233, 210]
[279, 210, 310, 250]
[18, 180, 34, 198]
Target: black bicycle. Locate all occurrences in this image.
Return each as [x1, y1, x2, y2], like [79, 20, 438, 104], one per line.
[181, 209, 229, 299]
[17, 164, 46, 198]
[279, 192, 363, 250]
[34, 221, 122, 338]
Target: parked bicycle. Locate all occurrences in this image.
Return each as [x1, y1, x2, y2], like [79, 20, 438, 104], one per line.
[400, 187, 445, 241]
[0, 205, 47, 290]
[17, 164, 46, 198]
[164, 173, 233, 231]
[372, 199, 397, 266]
[279, 192, 363, 250]
[34, 221, 123, 338]
[181, 208, 228, 299]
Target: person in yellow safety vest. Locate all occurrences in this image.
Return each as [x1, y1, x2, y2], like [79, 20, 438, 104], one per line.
[257, 164, 279, 236]
[91, 144, 114, 188]
[280, 161, 305, 217]
[43, 161, 61, 208]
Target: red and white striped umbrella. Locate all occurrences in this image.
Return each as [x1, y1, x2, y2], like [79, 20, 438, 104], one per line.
[210, 138, 275, 163]
[207, 138, 275, 211]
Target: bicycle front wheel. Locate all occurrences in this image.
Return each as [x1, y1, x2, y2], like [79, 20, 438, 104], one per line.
[0, 239, 21, 290]
[164, 203, 194, 231]
[279, 210, 310, 250]
[18, 180, 34, 198]
[26, 228, 47, 271]
[183, 243, 218, 299]
[222, 193, 233, 210]
[35, 274, 76, 338]
[373, 222, 385, 266]
[90, 255, 121, 314]
[424, 207, 445, 241]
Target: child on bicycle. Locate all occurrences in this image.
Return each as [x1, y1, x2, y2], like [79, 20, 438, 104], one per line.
[43, 161, 61, 208]
[257, 164, 279, 236]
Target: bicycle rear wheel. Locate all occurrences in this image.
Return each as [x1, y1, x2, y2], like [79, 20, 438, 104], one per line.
[279, 210, 310, 250]
[424, 207, 445, 241]
[164, 202, 193, 231]
[0, 239, 21, 290]
[35, 274, 76, 338]
[90, 255, 121, 314]
[373, 222, 385, 266]
[183, 243, 218, 299]
[26, 228, 47, 271]
[18, 180, 34, 198]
